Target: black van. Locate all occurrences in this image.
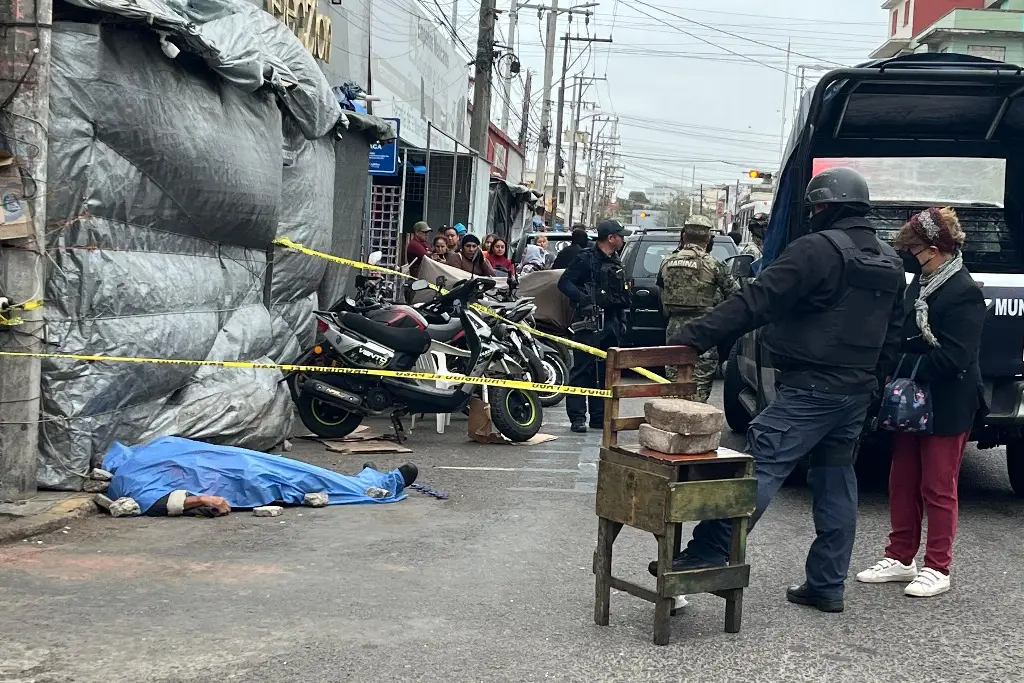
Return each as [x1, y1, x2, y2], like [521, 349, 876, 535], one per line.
[722, 54, 1024, 496]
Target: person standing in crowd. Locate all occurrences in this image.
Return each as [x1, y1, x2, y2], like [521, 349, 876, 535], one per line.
[536, 235, 555, 268]
[658, 215, 738, 400]
[483, 234, 498, 253]
[430, 235, 449, 263]
[405, 221, 432, 276]
[449, 234, 496, 276]
[558, 220, 631, 433]
[652, 168, 905, 614]
[553, 227, 590, 269]
[742, 212, 769, 261]
[485, 238, 516, 279]
[728, 229, 743, 247]
[520, 241, 548, 275]
[856, 207, 986, 598]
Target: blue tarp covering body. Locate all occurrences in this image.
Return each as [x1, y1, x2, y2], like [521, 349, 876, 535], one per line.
[103, 437, 407, 512]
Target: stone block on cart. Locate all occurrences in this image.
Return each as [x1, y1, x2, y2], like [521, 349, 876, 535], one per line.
[638, 424, 722, 455]
[643, 398, 724, 435]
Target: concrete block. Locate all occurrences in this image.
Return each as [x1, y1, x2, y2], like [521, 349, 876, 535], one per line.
[89, 468, 113, 481]
[93, 494, 113, 510]
[82, 480, 110, 493]
[644, 399, 724, 436]
[639, 424, 721, 455]
[303, 492, 329, 507]
[109, 497, 141, 517]
[253, 505, 283, 517]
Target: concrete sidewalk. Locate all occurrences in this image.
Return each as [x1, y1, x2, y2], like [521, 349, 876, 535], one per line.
[0, 492, 97, 544]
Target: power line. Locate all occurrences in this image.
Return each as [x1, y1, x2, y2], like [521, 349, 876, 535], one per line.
[629, 0, 846, 67]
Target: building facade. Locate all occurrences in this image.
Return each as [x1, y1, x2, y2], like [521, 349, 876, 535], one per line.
[872, 0, 1024, 62]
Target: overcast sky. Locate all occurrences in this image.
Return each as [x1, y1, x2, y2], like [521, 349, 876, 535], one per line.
[469, 0, 890, 193]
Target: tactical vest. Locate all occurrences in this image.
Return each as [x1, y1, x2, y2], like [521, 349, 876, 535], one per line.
[661, 246, 718, 313]
[764, 220, 903, 370]
[596, 255, 630, 308]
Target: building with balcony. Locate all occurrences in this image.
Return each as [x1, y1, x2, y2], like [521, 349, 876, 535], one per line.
[873, 0, 1024, 62]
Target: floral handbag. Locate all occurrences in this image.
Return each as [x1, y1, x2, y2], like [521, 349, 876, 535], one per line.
[878, 357, 933, 434]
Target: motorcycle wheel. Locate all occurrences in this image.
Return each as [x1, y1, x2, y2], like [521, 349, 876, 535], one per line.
[489, 387, 543, 442]
[293, 391, 364, 439]
[537, 352, 567, 408]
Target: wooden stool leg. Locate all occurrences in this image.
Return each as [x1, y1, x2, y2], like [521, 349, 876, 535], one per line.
[653, 523, 679, 646]
[724, 589, 743, 633]
[594, 518, 622, 626]
[724, 516, 749, 634]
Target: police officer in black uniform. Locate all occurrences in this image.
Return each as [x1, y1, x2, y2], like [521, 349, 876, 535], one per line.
[655, 167, 906, 613]
[558, 219, 630, 433]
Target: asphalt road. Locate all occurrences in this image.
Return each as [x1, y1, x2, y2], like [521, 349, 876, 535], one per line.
[1, 382, 1021, 682]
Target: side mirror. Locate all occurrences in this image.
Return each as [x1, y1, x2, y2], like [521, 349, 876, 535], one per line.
[368, 251, 384, 266]
[725, 254, 755, 279]
[410, 279, 431, 292]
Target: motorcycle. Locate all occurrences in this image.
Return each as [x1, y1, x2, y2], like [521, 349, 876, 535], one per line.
[288, 277, 544, 443]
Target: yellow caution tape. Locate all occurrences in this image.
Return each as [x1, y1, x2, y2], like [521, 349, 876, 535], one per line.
[272, 238, 669, 384]
[0, 350, 614, 398]
[0, 299, 44, 326]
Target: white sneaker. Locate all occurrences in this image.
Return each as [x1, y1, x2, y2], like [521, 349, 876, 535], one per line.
[856, 557, 918, 583]
[904, 568, 951, 597]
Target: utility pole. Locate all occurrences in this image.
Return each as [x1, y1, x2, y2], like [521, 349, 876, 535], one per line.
[551, 33, 612, 222]
[581, 116, 599, 223]
[533, 0, 559, 193]
[0, 0, 52, 497]
[778, 38, 791, 163]
[522, 2, 597, 196]
[517, 69, 532, 148]
[500, 0, 518, 132]
[565, 78, 583, 226]
[470, 0, 498, 155]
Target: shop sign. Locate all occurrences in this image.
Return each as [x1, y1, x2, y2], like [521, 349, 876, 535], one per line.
[266, 0, 333, 62]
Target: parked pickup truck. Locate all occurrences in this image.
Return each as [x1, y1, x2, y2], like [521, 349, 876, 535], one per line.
[722, 53, 1024, 497]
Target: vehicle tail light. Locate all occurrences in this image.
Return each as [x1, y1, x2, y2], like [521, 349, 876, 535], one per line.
[317, 319, 329, 332]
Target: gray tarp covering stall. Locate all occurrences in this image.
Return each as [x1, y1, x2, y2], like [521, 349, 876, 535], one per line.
[38, 0, 391, 489]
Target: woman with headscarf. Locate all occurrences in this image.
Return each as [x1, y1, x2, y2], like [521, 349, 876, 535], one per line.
[485, 238, 515, 279]
[856, 207, 986, 598]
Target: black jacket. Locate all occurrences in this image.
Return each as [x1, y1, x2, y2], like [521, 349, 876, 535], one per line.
[557, 245, 626, 342]
[552, 243, 584, 270]
[674, 223, 905, 394]
[895, 267, 986, 435]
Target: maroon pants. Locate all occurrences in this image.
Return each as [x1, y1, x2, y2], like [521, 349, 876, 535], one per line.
[885, 432, 969, 574]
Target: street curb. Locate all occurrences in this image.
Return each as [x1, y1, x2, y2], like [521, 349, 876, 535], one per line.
[0, 495, 98, 545]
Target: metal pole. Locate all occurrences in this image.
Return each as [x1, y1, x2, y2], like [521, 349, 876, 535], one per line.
[533, 0, 559, 191]
[424, 125, 432, 223]
[566, 78, 584, 226]
[398, 148, 409, 260]
[550, 32, 570, 221]
[582, 116, 597, 224]
[449, 148, 458, 227]
[778, 38, 791, 163]
[500, 0, 517, 132]
[0, 0, 52, 497]
[517, 70, 532, 148]
[689, 165, 696, 214]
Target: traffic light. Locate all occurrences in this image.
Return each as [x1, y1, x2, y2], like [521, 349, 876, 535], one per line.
[748, 170, 773, 181]
[639, 211, 649, 218]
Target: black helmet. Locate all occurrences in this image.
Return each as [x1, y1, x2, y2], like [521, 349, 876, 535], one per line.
[805, 167, 870, 212]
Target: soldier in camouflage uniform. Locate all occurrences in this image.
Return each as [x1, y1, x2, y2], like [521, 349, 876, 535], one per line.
[740, 212, 769, 262]
[657, 215, 739, 402]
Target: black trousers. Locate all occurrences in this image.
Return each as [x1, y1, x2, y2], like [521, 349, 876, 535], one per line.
[565, 326, 618, 425]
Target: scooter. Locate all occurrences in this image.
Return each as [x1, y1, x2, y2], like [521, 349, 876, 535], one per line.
[287, 278, 544, 443]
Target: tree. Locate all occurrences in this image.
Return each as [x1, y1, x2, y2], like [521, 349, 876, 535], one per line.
[627, 190, 649, 205]
[663, 191, 693, 227]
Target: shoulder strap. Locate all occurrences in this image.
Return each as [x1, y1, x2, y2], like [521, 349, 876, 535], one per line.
[818, 228, 856, 254]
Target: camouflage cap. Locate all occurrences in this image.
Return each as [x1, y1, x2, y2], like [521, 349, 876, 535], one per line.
[682, 214, 714, 237]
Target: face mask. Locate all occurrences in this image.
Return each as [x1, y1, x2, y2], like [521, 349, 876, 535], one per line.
[900, 249, 923, 275]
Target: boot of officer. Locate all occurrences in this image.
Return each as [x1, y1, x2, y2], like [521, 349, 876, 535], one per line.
[557, 220, 630, 433]
[649, 167, 906, 612]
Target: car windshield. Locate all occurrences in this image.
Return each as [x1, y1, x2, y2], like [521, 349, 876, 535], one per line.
[812, 157, 1006, 206]
[632, 241, 733, 278]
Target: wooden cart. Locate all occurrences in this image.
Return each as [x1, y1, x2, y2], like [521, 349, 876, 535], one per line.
[593, 346, 756, 646]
